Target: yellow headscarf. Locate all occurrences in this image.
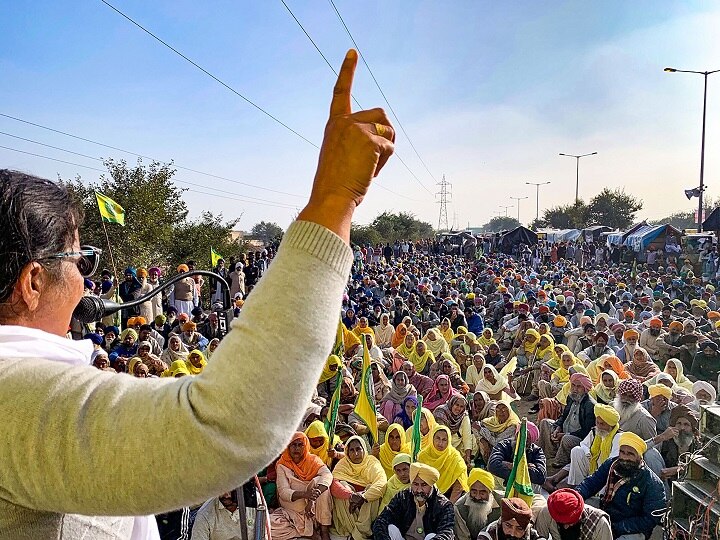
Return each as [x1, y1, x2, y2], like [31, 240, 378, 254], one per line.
[417, 425, 469, 494]
[408, 341, 435, 372]
[591, 369, 619, 404]
[332, 436, 387, 501]
[589, 404, 620, 473]
[552, 352, 588, 384]
[440, 318, 455, 344]
[556, 382, 571, 406]
[523, 328, 541, 353]
[424, 328, 450, 358]
[395, 337, 416, 358]
[477, 328, 496, 348]
[304, 420, 341, 467]
[536, 334, 555, 361]
[481, 402, 520, 433]
[319, 355, 343, 384]
[342, 324, 362, 355]
[185, 349, 207, 375]
[440, 352, 462, 375]
[127, 356, 142, 376]
[662, 358, 693, 392]
[169, 360, 191, 377]
[406, 407, 437, 455]
[378, 423, 411, 479]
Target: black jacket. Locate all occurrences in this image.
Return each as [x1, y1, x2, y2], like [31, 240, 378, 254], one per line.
[487, 438, 546, 486]
[553, 393, 596, 440]
[373, 488, 455, 540]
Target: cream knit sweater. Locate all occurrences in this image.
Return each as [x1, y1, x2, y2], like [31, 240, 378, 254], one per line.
[0, 221, 352, 539]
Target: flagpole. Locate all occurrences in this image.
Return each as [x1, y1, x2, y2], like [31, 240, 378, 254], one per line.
[100, 218, 120, 281]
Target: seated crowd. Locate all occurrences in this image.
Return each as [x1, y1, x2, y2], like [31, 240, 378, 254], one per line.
[76, 244, 718, 540]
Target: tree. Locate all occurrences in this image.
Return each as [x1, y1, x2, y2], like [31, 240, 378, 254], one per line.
[349, 212, 434, 245]
[650, 196, 720, 230]
[167, 212, 244, 268]
[250, 221, 284, 245]
[535, 201, 588, 229]
[586, 188, 642, 229]
[61, 158, 189, 273]
[480, 216, 521, 233]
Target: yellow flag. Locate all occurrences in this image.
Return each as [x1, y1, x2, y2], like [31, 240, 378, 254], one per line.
[211, 247, 223, 267]
[504, 419, 534, 506]
[354, 335, 378, 444]
[95, 192, 125, 226]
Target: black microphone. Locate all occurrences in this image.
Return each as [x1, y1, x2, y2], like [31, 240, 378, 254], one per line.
[73, 270, 232, 326]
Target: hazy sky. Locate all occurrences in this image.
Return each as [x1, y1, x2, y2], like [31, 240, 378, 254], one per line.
[1, 1, 718, 231]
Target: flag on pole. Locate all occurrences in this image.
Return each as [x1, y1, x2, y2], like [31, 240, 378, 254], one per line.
[332, 319, 346, 358]
[324, 370, 343, 450]
[504, 418, 534, 506]
[95, 192, 125, 226]
[211, 247, 223, 267]
[630, 259, 637, 279]
[354, 334, 378, 445]
[411, 395, 424, 461]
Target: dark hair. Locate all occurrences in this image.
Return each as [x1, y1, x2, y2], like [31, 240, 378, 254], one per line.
[0, 170, 83, 309]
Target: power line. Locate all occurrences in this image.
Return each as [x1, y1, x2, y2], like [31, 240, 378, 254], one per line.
[0, 112, 304, 199]
[0, 143, 299, 209]
[278, 1, 429, 199]
[99, 0, 318, 148]
[327, 0, 438, 186]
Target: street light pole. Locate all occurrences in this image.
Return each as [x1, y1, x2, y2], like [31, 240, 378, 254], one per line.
[526, 181, 551, 221]
[499, 204, 513, 217]
[510, 196, 528, 222]
[664, 66, 720, 232]
[559, 152, 597, 204]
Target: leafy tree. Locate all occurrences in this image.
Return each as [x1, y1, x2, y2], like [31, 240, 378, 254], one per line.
[61, 158, 188, 273]
[350, 224, 383, 246]
[480, 216, 521, 233]
[250, 221, 284, 245]
[349, 212, 434, 245]
[535, 201, 588, 229]
[650, 197, 720, 230]
[586, 188, 642, 229]
[167, 212, 244, 269]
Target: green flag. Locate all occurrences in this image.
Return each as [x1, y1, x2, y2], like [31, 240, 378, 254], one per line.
[324, 370, 343, 450]
[504, 418, 534, 506]
[332, 319, 345, 358]
[411, 395, 424, 461]
[353, 335, 378, 445]
[95, 192, 125, 226]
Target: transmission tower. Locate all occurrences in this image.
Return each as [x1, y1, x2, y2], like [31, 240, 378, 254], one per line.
[436, 175, 451, 231]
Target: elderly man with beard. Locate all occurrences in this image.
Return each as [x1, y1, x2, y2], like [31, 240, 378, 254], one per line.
[647, 405, 701, 483]
[641, 384, 676, 436]
[373, 462, 455, 540]
[615, 379, 657, 440]
[538, 373, 596, 470]
[654, 321, 685, 365]
[639, 319, 663, 362]
[479, 497, 546, 540]
[615, 329, 639, 363]
[535, 488, 613, 540]
[690, 380, 717, 411]
[576, 433, 665, 540]
[577, 332, 614, 364]
[691, 340, 720, 384]
[545, 404, 621, 492]
[454, 468, 500, 540]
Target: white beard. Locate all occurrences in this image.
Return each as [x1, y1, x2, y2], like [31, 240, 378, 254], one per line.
[673, 432, 695, 450]
[614, 397, 640, 424]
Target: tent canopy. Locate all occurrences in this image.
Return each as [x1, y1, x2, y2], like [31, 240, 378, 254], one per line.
[498, 226, 538, 253]
[536, 228, 582, 243]
[703, 207, 720, 230]
[624, 224, 682, 252]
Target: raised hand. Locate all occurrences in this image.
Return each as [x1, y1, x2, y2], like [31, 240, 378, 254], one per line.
[298, 49, 395, 243]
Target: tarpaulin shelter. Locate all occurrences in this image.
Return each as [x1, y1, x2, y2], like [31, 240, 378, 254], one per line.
[536, 229, 582, 243]
[498, 226, 538, 254]
[703, 207, 720, 231]
[583, 225, 612, 242]
[624, 223, 683, 252]
[604, 221, 647, 247]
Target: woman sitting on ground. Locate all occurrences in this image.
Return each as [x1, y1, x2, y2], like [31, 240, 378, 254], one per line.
[417, 425, 468, 503]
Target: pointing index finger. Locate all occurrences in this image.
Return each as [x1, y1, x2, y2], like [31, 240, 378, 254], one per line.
[330, 49, 358, 117]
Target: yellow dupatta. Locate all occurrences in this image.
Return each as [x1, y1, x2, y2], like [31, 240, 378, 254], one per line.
[305, 420, 340, 467]
[477, 329, 496, 348]
[378, 423, 411, 479]
[408, 341, 434, 372]
[332, 436, 387, 501]
[424, 328, 450, 358]
[536, 335, 555, 361]
[417, 425, 469, 493]
[406, 407, 437, 455]
[440, 319, 455, 344]
[185, 349, 207, 375]
[591, 369, 619, 404]
[589, 423, 619, 473]
[481, 402, 520, 433]
[319, 355, 343, 384]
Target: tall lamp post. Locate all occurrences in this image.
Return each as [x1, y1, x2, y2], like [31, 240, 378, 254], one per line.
[664, 66, 720, 232]
[526, 181, 551, 221]
[559, 152, 597, 204]
[510, 196, 528, 222]
[499, 204, 514, 217]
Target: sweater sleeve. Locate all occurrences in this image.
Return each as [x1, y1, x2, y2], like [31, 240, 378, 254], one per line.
[0, 220, 353, 516]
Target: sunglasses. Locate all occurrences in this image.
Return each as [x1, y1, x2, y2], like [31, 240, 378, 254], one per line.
[46, 246, 103, 277]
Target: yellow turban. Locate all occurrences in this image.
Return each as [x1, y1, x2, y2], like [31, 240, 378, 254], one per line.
[594, 404, 620, 427]
[410, 462, 440, 486]
[619, 432, 647, 456]
[468, 468, 495, 492]
[623, 329, 639, 339]
[648, 384, 672, 400]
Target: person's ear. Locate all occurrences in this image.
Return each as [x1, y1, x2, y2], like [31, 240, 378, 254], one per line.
[13, 262, 46, 314]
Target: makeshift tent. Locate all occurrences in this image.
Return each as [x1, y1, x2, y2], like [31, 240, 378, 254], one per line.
[703, 207, 720, 231]
[498, 226, 538, 254]
[583, 225, 612, 242]
[535, 229, 582, 243]
[624, 224, 683, 252]
[605, 221, 647, 247]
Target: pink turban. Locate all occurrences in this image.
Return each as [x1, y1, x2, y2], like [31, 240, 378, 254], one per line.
[526, 421, 539, 443]
[570, 372, 593, 391]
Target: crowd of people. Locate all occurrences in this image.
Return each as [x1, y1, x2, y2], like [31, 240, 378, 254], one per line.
[74, 235, 720, 540]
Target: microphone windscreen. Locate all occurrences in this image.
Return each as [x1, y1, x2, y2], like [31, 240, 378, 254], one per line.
[73, 296, 106, 323]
